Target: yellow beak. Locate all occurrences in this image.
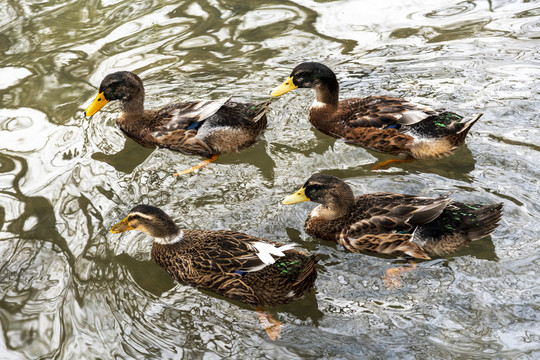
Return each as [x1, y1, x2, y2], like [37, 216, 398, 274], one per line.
[110, 217, 134, 233]
[282, 187, 310, 204]
[271, 76, 298, 97]
[84, 91, 109, 116]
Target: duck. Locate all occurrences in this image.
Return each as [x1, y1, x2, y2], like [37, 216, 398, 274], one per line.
[85, 71, 270, 175]
[111, 204, 318, 340]
[271, 62, 482, 169]
[283, 174, 502, 286]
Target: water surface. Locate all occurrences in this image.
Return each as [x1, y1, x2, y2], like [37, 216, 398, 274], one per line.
[0, 0, 539, 358]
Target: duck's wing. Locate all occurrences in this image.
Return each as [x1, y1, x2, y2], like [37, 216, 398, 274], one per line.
[152, 96, 231, 132]
[344, 193, 453, 238]
[340, 96, 438, 129]
[146, 97, 231, 155]
[189, 230, 296, 275]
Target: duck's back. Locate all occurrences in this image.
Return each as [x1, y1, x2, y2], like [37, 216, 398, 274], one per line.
[151, 229, 317, 306]
[413, 202, 503, 256]
[195, 101, 268, 154]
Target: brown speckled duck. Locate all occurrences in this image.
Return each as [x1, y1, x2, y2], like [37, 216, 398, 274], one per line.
[272, 62, 482, 169]
[111, 204, 318, 340]
[85, 71, 269, 175]
[283, 174, 502, 286]
[284, 174, 502, 258]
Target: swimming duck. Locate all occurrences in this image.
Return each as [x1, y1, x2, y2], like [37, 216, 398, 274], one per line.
[283, 174, 502, 286]
[111, 204, 318, 340]
[271, 62, 482, 169]
[85, 71, 270, 175]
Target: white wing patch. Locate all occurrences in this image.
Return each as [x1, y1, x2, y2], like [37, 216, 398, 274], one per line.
[151, 96, 231, 137]
[191, 96, 231, 121]
[397, 102, 436, 125]
[251, 242, 296, 265]
[399, 109, 431, 124]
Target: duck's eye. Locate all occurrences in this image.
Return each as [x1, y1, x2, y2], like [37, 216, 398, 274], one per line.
[307, 184, 324, 193]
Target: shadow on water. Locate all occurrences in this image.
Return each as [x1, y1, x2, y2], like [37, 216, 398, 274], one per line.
[115, 253, 176, 296]
[0, 153, 74, 269]
[450, 236, 498, 261]
[91, 138, 154, 174]
[212, 139, 277, 181]
[326, 144, 477, 181]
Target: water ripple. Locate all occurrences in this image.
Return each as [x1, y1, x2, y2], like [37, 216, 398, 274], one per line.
[424, 1, 477, 18]
[0, 0, 539, 358]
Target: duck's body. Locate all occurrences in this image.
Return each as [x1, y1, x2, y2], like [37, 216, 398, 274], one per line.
[111, 205, 318, 307]
[85, 71, 268, 161]
[151, 229, 317, 307]
[284, 174, 503, 260]
[272, 62, 481, 160]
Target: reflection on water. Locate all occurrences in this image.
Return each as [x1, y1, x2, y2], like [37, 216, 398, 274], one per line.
[0, 0, 539, 358]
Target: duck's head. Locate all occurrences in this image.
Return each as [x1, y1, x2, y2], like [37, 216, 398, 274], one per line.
[84, 71, 144, 116]
[283, 174, 355, 219]
[271, 62, 338, 97]
[111, 204, 180, 241]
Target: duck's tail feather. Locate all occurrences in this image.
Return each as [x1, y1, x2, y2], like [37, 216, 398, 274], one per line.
[457, 113, 483, 134]
[252, 99, 273, 123]
[465, 203, 503, 241]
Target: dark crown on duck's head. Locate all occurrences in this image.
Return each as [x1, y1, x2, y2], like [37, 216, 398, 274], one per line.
[271, 62, 339, 104]
[111, 204, 180, 238]
[289, 62, 338, 89]
[283, 174, 356, 216]
[99, 71, 144, 102]
[302, 174, 354, 205]
[85, 71, 145, 116]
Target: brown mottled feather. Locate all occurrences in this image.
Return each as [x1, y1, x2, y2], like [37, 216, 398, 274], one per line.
[288, 174, 502, 259]
[87, 71, 269, 158]
[113, 205, 318, 307]
[340, 233, 431, 260]
[151, 230, 318, 306]
[111, 205, 317, 306]
[273, 62, 481, 159]
[111, 205, 318, 306]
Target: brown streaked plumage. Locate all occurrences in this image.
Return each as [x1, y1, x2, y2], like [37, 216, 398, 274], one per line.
[271, 62, 481, 162]
[283, 174, 503, 260]
[110, 204, 318, 339]
[110, 204, 317, 306]
[152, 229, 318, 307]
[84, 71, 269, 172]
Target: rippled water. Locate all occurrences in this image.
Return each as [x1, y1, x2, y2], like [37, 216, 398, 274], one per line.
[1, 0, 539, 358]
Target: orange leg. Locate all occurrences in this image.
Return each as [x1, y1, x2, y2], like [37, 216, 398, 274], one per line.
[175, 155, 219, 176]
[383, 262, 417, 289]
[256, 306, 283, 341]
[372, 158, 414, 171]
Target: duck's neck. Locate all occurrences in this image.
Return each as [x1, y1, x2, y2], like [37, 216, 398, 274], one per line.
[154, 229, 184, 245]
[309, 82, 340, 133]
[119, 90, 145, 115]
[116, 91, 154, 139]
[311, 197, 355, 221]
[314, 80, 339, 107]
